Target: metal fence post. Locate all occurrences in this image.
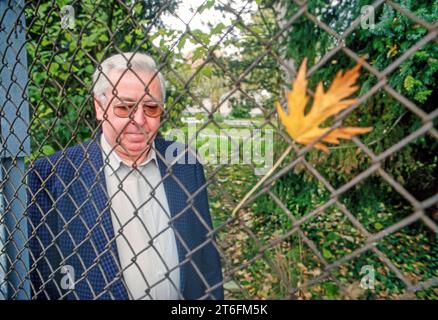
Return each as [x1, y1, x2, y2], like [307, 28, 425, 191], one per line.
[0, 0, 31, 299]
[0, 168, 6, 299]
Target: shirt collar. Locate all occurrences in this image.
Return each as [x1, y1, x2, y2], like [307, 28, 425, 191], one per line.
[100, 133, 157, 176]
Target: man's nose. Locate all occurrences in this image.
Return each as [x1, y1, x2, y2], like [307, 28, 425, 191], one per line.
[130, 106, 146, 126]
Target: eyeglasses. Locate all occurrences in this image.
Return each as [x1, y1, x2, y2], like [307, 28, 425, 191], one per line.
[112, 102, 163, 119]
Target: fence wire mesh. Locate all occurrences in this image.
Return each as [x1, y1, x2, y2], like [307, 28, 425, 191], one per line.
[0, 0, 437, 299]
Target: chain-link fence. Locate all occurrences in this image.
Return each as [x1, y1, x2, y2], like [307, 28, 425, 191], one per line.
[1, 0, 437, 300]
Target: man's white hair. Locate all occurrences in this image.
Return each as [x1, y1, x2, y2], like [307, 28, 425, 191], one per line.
[92, 52, 166, 102]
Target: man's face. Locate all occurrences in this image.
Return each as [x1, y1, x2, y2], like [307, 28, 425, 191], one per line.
[94, 69, 163, 165]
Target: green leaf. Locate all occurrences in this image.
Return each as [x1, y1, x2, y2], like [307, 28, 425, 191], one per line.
[49, 62, 59, 74]
[374, 222, 384, 231]
[191, 29, 210, 45]
[201, 65, 213, 77]
[99, 33, 109, 42]
[403, 75, 415, 92]
[96, 51, 104, 61]
[69, 41, 76, 52]
[41, 145, 55, 156]
[197, 0, 215, 14]
[414, 89, 432, 103]
[85, 64, 94, 74]
[322, 248, 333, 259]
[324, 282, 339, 298]
[211, 22, 225, 35]
[177, 34, 188, 50]
[191, 47, 205, 62]
[41, 38, 52, 47]
[341, 235, 355, 243]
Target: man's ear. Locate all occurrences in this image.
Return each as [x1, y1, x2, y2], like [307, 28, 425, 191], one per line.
[94, 95, 104, 121]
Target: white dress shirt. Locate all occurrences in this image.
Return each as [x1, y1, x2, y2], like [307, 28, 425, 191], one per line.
[100, 134, 180, 300]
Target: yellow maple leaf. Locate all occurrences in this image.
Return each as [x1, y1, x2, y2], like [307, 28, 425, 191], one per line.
[276, 58, 372, 153]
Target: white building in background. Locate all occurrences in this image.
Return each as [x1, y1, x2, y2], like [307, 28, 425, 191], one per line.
[216, 89, 271, 118]
[182, 97, 231, 117]
[217, 95, 232, 117]
[182, 98, 213, 115]
[183, 89, 271, 119]
[250, 108, 263, 117]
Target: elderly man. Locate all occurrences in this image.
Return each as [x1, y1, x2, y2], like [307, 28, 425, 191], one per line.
[27, 52, 223, 300]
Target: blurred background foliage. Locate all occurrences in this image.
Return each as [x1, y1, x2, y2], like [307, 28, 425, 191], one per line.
[24, 0, 437, 299]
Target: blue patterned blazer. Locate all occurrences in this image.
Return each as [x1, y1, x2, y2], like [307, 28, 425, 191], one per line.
[27, 132, 224, 300]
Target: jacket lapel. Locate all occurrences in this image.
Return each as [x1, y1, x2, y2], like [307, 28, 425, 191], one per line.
[79, 135, 129, 299]
[154, 136, 188, 296]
